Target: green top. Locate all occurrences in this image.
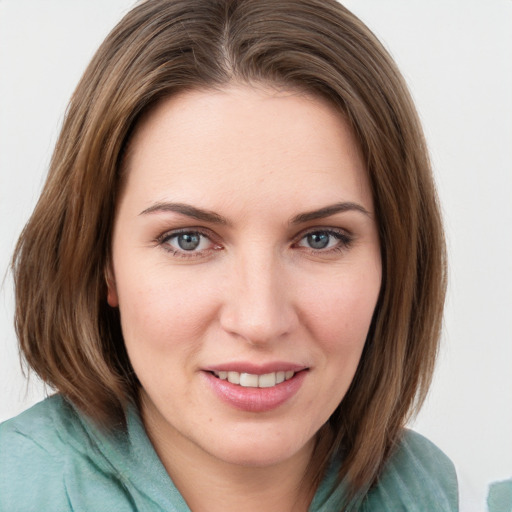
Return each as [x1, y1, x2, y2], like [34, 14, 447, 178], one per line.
[0, 395, 458, 511]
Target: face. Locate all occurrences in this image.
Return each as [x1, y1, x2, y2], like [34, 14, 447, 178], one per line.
[108, 85, 381, 471]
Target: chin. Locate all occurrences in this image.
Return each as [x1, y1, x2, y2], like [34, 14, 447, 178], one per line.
[204, 430, 315, 469]
[221, 451, 290, 468]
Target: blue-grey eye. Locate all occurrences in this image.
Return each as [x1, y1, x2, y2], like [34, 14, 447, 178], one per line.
[306, 232, 330, 249]
[176, 233, 201, 251]
[160, 230, 218, 256]
[296, 230, 350, 251]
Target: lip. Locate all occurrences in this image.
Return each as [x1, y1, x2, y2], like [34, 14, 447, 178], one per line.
[204, 362, 308, 374]
[202, 364, 308, 413]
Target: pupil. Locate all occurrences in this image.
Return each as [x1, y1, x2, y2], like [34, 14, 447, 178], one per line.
[308, 232, 329, 249]
[178, 233, 200, 251]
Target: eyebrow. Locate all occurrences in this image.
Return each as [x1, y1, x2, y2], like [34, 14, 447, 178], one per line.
[290, 202, 370, 224]
[139, 202, 229, 225]
[139, 200, 370, 225]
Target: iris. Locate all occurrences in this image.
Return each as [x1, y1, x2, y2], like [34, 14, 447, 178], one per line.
[307, 232, 330, 249]
[177, 233, 201, 251]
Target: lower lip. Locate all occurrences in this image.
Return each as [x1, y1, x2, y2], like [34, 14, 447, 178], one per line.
[203, 371, 307, 413]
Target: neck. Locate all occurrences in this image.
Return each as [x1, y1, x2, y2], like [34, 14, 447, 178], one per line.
[141, 397, 316, 512]
[172, 454, 315, 512]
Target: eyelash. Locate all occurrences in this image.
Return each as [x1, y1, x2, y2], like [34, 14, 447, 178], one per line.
[156, 227, 353, 259]
[293, 229, 353, 254]
[156, 228, 220, 259]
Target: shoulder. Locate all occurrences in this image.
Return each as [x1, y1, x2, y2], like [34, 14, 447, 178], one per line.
[1, 393, 75, 442]
[0, 394, 96, 463]
[0, 396, 182, 512]
[363, 429, 458, 511]
[0, 395, 77, 511]
[388, 429, 457, 476]
[0, 395, 138, 512]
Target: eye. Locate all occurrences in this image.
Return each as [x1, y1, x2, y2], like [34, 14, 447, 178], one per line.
[296, 229, 352, 252]
[171, 232, 204, 251]
[158, 230, 220, 257]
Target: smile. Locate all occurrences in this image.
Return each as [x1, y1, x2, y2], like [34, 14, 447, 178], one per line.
[204, 368, 308, 412]
[212, 370, 296, 388]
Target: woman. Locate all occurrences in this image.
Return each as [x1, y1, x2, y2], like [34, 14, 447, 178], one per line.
[0, 0, 457, 510]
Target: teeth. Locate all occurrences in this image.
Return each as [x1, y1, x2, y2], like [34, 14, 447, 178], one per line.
[227, 371, 240, 384]
[239, 373, 259, 387]
[258, 373, 276, 388]
[213, 370, 296, 388]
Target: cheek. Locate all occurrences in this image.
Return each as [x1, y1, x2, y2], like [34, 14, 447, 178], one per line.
[299, 266, 381, 351]
[115, 265, 221, 354]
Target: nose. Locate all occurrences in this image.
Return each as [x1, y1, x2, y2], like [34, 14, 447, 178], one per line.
[219, 249, 298, 346]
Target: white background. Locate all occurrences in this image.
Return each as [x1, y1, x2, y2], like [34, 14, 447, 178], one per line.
[1, 1, 511, 510]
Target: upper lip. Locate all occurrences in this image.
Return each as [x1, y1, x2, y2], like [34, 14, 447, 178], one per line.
[203, 362, 309, 375]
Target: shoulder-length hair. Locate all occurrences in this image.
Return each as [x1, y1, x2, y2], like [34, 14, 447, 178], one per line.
[12, 0, 446, 503]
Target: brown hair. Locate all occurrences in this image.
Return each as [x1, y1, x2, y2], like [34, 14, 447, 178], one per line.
[12, 0, 446, 505]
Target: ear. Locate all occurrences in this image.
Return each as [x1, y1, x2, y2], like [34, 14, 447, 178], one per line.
[105, 262, 119, 307]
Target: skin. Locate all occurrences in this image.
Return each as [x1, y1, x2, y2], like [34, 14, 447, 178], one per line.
[107, 84, 382, 512]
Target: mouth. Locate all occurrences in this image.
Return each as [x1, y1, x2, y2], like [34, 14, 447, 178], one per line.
[204, 367, 308, 412]
[210, 370, 297, 388]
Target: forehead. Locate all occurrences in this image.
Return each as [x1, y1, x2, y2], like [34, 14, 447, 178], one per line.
[121, 84, 373, 216]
